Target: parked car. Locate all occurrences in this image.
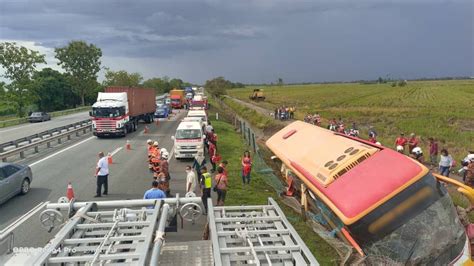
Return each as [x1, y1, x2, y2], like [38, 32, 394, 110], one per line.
[0, 162, 32, 204]
[28, 112, 51, 122]
[154, 104, 170, 118]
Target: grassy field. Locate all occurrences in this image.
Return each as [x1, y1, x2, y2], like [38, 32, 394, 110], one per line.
[228, 80, 474, 160]
[207, 101, 339, 265]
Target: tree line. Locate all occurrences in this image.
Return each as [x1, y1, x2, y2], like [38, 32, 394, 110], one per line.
[0, 41, 194, 117]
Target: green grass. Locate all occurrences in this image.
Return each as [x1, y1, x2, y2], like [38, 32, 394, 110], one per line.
[208, 112, 338, 265]
[228, 80, 474, 160]
[221, 97, 278, 130]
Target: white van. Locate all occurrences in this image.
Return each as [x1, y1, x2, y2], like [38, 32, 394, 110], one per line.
[172, 121, 205, 159]
[187, 110, 208, 127]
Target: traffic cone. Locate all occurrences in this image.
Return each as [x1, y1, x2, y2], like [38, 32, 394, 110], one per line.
[107, 152, 113, 164]
[144, 126, 149, 134]
[126, 140, 131, 150]
[66, 182, 75, 201]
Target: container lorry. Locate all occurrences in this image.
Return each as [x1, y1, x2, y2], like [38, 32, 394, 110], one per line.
[169, 89, 186, 109]
[90, 86, 156, 137]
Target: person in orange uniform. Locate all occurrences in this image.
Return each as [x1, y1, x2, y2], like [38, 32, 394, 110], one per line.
[147, 139, 154, 170]
[160, 150, 171, 196]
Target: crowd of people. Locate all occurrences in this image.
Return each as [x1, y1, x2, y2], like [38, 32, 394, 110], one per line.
[274, 106, 296, 120]
[140, 120, 254, 215]
[299, 112, 474, 187]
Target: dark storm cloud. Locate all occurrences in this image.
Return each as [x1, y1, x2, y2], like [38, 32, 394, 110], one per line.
[0, 0, 472, 83]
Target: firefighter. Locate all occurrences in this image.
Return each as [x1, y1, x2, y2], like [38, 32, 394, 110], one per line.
[411, 147, 424, 163]
[151, 157, 161, 176]
[160, 150, 171, 196]
[147, 139, 154, 169]
[148, 141, 160, 171]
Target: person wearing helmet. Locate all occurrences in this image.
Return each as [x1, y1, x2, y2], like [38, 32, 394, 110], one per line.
[147, 140, 155, 169]
[410, 147, 424, 163]
[151, 157, 161, 175]
[160, 151, 171, 196]
[160, 148, 168, 157]
[396, 145, 404, 153]
[394, 133, 407, 153]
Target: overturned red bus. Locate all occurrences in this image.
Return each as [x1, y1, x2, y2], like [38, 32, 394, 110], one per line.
[266, 121, 471, 264]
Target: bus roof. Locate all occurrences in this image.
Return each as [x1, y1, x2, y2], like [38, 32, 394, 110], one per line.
[266, 121, 428, 224]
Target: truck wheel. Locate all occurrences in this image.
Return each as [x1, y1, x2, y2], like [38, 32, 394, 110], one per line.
[133, 121, 137, 132]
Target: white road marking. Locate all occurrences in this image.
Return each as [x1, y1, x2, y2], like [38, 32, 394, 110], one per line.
[109, 147, 123, 157]
[0, 123, 33, 133]
[29, 136, 95, 167]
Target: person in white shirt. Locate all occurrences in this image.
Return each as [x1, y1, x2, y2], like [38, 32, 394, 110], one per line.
[94, 152, 109, 197]
[185, 165, 196, 194]
[205, 124, 213, 134]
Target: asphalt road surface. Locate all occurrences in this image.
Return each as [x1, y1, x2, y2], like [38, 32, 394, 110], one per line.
[0, 109, 209, 250]
[0, 111, 90, 144]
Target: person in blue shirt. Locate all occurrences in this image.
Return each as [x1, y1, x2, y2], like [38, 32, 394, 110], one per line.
[144, 181, 166, 200]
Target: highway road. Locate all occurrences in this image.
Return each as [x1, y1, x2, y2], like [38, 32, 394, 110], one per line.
[0, 109, 209, 249]
[0, 111, 90, 143]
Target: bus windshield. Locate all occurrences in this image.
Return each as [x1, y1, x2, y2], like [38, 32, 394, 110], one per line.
[349, 173, 466, 264]
[175, 129, 201, 140]
[92, 107, 125, 118]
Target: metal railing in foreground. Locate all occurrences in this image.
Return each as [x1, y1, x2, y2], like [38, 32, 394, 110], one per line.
[208, 197, 319, 266]
[0, 196, 203, 266]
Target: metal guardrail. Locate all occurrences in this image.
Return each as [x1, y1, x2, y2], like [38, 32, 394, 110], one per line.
[0, 120, 92, 162]
[0, 106, 91, 128]
[0, 119, 91, 153]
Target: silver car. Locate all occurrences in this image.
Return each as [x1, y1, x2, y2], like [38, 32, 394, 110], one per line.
[28, 112, 51, 122]
[0, 162, 32, 204]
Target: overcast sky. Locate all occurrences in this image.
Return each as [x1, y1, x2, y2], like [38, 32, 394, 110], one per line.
[0, 0, 472, 84]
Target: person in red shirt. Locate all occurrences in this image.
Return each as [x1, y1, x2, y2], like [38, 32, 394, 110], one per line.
[394, 133, 407, 152]
[218, 160, 228, 177]
[428, 137, 439, 165]
[408, 133, 419, 152]
[241, 151, 252, 184]
[208, 141, 217, 172]
[368, 136, 377, 143]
